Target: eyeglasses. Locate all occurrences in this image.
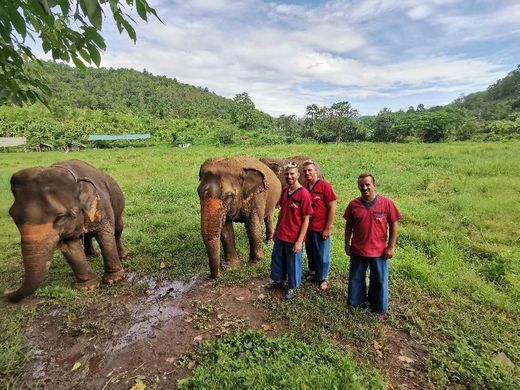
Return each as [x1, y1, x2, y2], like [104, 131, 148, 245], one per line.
[302, 159, 315, 166]
[284, 162, 298, 169]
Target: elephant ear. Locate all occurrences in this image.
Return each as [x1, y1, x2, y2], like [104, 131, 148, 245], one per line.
[241, 168, 268, 202]
[78, 181, 101, 223]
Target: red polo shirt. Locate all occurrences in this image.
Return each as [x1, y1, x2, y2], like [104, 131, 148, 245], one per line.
[306, 179, 337, 232]
[343, 195, 401, 257]
[275, 186, 314, 243]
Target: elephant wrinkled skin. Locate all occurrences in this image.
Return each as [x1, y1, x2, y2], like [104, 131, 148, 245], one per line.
[4, 159, 128, 302]
[198, 156, 281, 278]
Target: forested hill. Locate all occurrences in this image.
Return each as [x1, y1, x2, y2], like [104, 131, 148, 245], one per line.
[35, 61, 237, 120]
[452, 65, 520, 120]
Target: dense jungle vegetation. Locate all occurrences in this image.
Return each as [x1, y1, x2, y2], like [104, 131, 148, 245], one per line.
[0, 62, 519, 148]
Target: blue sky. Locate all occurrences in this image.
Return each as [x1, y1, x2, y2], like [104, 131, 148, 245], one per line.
[82, 1, 520, 116]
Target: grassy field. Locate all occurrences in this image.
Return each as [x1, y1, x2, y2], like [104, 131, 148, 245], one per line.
[1, 141, 519, 388]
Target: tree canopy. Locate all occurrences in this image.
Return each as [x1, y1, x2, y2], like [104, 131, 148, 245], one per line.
[0, 0, 160, 105]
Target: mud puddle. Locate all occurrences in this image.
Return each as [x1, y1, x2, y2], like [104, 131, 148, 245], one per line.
[19, 276, 279, 389]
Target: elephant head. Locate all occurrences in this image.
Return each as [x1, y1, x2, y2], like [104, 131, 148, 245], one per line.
[198, 157, 271, 278]
[5, 165, 98, 301]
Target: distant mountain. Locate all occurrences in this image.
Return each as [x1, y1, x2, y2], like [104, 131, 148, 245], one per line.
[452, 65, 520, 120]
[30, 61, 259, 121]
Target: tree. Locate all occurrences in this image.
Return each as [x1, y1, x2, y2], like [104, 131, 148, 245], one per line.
[230, 92, 257, 130]
[0, 0, 160, 105]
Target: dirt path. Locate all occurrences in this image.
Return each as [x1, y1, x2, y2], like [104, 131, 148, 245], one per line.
[18, 276, 429, 389]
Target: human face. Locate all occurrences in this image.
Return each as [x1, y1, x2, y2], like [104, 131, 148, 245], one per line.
[357, 176, 375, 201]
[285, 168, 299, 188]
[303, 164, 318, 183]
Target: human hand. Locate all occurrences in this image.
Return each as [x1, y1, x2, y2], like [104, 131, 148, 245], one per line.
[322, 228, 331, 240]
[383, 246, 395, 259]
[345, 243, 351, 256]
[293, 241, 303, 253]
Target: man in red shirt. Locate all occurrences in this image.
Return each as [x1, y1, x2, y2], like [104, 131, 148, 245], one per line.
[267, 163, 313, 299]
[343, 172, 401, 315]
[303, 160, 337, 290]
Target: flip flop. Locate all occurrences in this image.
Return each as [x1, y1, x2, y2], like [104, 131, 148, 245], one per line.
[319, 280, 329, 290]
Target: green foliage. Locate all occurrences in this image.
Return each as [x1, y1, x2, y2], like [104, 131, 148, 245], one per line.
[0, 0, 160, 105]
[453, 65, 520, 121]
[179, 330, 385, 389]
[0, 62, 284, 147]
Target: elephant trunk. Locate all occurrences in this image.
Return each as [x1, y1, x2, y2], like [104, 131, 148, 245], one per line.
[201, 198, 226, 278]
[4, 223, 58, 302]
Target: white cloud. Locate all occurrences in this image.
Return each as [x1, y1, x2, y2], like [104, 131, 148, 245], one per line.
[81, 0, 520, 116]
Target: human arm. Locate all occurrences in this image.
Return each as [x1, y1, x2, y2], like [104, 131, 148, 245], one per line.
[322, 200, 336, 239]
[293, 215, 310, 253]
[383, 220, 398, 259]
[344, 222, 352, 256]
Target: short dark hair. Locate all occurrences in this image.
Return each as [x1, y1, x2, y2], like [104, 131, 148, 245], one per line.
[357, 172, 376, 185]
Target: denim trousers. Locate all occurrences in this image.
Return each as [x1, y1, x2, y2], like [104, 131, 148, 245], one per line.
[270, 238, 303, 289]
[347, 253, 389, 313]
[305, 231, 331, 282]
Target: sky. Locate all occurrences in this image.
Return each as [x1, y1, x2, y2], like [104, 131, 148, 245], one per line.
[77, 1, 520, 116]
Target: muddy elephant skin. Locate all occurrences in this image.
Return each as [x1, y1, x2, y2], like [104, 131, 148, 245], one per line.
[4, 159, 128, 302]
[198, 156, 282, 278]
[260, 156, 323, 187]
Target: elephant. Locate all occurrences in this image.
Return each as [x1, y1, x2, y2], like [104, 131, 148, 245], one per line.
[198, 156, 282, 278]
[4, 159, 127, 302]
[260, 156, 323, 187]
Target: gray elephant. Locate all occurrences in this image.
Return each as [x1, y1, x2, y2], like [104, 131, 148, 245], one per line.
[4, 159, 127, 302]
[260, 156, 323, 187]
[198, 156, 281, 278]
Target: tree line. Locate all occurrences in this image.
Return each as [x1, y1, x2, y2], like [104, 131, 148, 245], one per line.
[1, 62, 519, 148]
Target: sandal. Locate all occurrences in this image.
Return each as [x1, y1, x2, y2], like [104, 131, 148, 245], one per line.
[319, 280, 329, 290]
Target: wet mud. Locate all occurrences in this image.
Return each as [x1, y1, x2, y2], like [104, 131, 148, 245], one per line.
[19, 276, 279, 389]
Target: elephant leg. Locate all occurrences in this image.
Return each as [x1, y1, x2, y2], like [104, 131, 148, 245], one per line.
[221, 221, 240, 269]
[95, 229, 127, 285]
[83, 233, 97, 259]
[59, 239, 99, 290]
[264, 212, 274, 243]
[115, 215, 129, 260]
[245, 213, 264, 263]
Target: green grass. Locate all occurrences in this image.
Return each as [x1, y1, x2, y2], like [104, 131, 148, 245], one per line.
[1, 141, 519, 388]
[178, 330, 385, 389]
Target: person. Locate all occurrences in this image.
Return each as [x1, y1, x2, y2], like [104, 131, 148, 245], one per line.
[343, 172, 401, 316]
[302, 160, 337, 290]
[267, 162, 313, 299]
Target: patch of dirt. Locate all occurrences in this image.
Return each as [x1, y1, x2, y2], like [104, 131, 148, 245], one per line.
[375, 327, 430, 390]
[16, 275, 430, 389]
[18, 276, 283, 389]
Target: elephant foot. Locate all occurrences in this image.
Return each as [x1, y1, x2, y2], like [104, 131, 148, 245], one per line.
[119, 250, 129, 260]
[248, 257, 263, 264]
[74, 278, 100, 291]
[103, 270, 127, 285]
[223, 259, 240, 270]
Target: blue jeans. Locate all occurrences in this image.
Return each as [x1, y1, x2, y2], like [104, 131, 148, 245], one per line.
[347, 253, 389, 313]
[270, 238, 303, 289]
[305, 231, 331, 282]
